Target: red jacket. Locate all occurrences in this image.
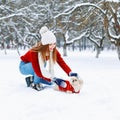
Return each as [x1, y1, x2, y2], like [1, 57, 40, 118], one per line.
[20, 49, 71, 82]
[58, 80, 80, 93]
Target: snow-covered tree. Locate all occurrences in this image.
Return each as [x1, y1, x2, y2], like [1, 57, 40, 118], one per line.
[0, 0, 119, 60]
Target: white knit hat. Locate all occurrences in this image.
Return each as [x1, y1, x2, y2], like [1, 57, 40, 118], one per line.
[39, 26, 56, 45]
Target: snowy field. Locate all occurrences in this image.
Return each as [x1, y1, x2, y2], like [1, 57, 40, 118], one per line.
[0, 49, 120, 120]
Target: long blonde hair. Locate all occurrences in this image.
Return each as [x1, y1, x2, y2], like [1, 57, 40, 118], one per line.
[31, 42, 57, 63]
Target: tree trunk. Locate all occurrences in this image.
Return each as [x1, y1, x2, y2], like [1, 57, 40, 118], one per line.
[116, 41, 120, 60]
[96, 47, 101, 58]
[62, 34, 67, 56]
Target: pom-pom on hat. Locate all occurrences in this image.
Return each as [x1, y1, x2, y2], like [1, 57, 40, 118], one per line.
[39, 26, 56, 45]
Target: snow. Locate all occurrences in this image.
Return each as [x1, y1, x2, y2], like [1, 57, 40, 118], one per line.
[0, 49, 120, 120]
[106, 0, 119, 2]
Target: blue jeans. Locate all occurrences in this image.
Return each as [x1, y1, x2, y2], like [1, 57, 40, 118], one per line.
[19, 61, 52, 85]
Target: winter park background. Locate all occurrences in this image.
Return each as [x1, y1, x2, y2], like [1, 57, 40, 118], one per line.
[0, 49, 120, 120]
[0, 0, 120, 120]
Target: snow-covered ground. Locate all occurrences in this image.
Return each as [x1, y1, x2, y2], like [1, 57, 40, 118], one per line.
[0, 49, 120, 120]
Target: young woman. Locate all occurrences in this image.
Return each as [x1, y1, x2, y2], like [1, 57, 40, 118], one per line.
[19, 26, 78, 91]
